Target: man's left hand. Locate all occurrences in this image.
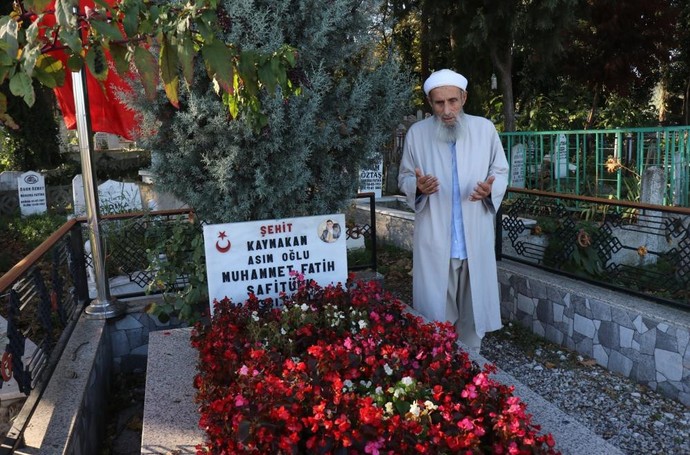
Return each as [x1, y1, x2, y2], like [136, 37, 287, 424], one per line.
[469, 175, 495, 201]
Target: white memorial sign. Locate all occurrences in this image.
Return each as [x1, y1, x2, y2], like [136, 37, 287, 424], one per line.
[553, 134, 569, 179]
[359, 160, 383, 198]
[72, 176, 143, 215]
[510, 144, 526, 188]
[203, 213, 348, 312]
[17, 171, 47, 216]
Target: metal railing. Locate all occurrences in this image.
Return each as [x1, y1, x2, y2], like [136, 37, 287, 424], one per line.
[498, 187, 690, 309]
[0, 218, 88, 451]
[500, 126, 690, 205]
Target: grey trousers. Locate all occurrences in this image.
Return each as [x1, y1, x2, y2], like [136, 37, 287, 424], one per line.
[446, 258, 482, 350]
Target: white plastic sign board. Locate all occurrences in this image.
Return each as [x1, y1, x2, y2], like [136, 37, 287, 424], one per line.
[17, 171, 47, 216]
[203, 214, 348, 312]
[359, 160, 383, 198]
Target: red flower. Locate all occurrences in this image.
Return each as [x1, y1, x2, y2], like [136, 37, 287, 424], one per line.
[191, 277, 561, 454]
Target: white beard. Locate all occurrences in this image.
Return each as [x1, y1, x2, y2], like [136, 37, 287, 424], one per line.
[434, 114, 463, 143]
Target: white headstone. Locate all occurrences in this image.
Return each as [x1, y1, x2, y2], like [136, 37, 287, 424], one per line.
[359, 160, 384, 198]
[553, 134, 569, 179]
[510, 144, 526, 188]
[17, 171, 47, 216]
[97, 180, 142, 214]
[72, 175, 143, 216]
[0, 171, 22, 191]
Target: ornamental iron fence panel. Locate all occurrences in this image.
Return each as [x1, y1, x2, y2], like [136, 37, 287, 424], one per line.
[499, 188, 690, 309]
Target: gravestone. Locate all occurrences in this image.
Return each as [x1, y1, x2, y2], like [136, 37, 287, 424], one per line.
[72, 176, 143, 216]
[17, 171, 47, 216]
[359, 159, 384, 198]
[553, 134, 569, 179]
[0, 171, 23, 191]
[510, 144, 526, 188]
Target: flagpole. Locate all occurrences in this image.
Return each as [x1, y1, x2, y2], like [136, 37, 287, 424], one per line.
[72, 68, 125, 319]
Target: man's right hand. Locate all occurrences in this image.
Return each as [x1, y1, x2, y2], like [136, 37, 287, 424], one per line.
[415, 168, 439, 195]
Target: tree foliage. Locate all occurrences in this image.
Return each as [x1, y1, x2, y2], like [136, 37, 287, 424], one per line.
[382, 0, 688, 130]
[129, 0, 413, 224]
[0, 0, 300, 132]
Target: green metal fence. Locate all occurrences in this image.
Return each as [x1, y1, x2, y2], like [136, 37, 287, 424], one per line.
[500, 127, 690, 206]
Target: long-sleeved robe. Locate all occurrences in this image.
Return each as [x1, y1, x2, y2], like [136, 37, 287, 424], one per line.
[398, 114, 509, 337]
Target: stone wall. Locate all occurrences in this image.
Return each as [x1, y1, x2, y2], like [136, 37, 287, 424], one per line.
[498, 260, 690, 407]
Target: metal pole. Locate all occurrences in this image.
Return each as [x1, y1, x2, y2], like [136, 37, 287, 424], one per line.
[71, 69, 125, 319]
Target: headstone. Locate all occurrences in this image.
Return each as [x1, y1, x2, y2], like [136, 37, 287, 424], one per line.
[510, 144, 526, 188]
[0, 171, 22, 191]
[203, 214, 348, 313]
[97, 179, 142, 214]
[673, 152, 683, 206]
[553, 134, 568, 179]
[359, 159, 384, 198]
[72, 176, 143, 216]
[17, 171, 47, 216]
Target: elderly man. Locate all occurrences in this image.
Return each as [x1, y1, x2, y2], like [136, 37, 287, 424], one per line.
[398, 69, 509, 353]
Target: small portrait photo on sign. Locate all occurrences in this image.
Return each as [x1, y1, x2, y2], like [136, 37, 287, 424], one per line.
[318, 219, 341, 243]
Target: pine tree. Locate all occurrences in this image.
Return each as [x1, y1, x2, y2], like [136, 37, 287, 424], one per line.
[130, 0, 412, 223]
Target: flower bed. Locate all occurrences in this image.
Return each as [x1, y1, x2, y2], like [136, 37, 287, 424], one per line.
[192, 276, 559, 454]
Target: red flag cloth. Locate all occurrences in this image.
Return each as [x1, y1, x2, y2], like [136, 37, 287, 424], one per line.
[43, 0, 138, 140]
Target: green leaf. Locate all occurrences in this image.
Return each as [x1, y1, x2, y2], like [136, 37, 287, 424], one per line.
[159, 35, 180, 108]
[176, 35, 195, 87]
[201, 39, 233, 94]
[25, 18, 40, 45]
[223, 91, 238, 119]
[86, 44, 108, 81]
[9, 72, 36, 107]
[55, 0, 77, 29]
[58, 28, 83, 55]
[121, 2, 140, 38]
[109, 43, 130, 75]
[90, 19, 125, 42]
[34, 55, 65, 88]
[0, 17, 19, 60]
[134, 45, 158, 99]
[238, 51, 259, 96]
[258, 60, 276, 94]
[66, 53, 83, 71]
[21, 46, 41, 77]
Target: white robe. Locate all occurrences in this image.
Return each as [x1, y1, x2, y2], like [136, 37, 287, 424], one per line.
[398, 114, 509, 337]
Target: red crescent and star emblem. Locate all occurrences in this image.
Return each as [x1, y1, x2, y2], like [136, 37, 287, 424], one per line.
[215, 231, 231, 253]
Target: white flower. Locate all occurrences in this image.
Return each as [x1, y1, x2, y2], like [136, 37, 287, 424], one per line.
[385, 402, 394, 415]
[251, 311, 260, 322]
[375, 386, 383, 395]
[300, 303, 309, 312]
[281, 328, 287, 335]
[358, 320, 368, 329]
[393, 387, 405, 398]
[383, 363, 393, 376]
[360, 380, 372, 389]
[424, 400, 438, 411]
[409, 402, 421, 417]
[401, 376, 414, 387]
[343, 379, 353, 389]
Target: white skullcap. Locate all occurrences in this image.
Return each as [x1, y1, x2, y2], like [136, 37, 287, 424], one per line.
[423, 69, 468, 95]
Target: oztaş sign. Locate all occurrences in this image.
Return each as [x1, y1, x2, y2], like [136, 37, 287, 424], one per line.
[203, 214, 348, 313]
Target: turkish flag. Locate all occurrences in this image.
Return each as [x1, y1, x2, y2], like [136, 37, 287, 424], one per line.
[43, 0, 138, 140]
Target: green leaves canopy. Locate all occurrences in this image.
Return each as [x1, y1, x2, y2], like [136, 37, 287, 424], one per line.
[0, 0, 299, 131]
